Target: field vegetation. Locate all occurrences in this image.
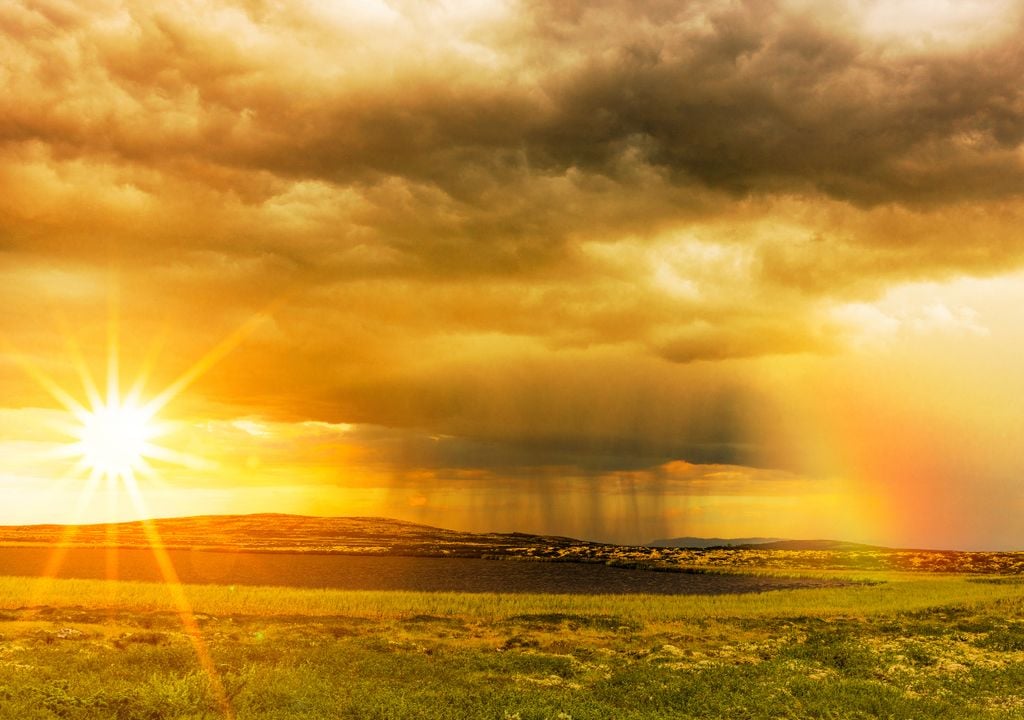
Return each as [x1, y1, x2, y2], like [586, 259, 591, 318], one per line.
[3, 571, 1024, 718]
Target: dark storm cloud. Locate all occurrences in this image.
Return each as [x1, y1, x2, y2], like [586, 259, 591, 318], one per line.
[5, 0, 1024, 235]
[2, 0, 1024, 484]
[523, 0, 1024, 206]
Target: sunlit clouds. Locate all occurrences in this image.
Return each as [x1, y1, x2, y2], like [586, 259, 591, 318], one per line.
[3, 0, 1024, 548]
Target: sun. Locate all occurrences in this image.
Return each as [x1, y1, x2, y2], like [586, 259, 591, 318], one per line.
[11, 295, 271, 720]
[74, 397, 159, 480]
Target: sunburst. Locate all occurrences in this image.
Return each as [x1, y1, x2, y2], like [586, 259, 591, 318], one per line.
[6, 293, 276, 720]
[40, 341, 203, 490]
[71, 396, 160, 480]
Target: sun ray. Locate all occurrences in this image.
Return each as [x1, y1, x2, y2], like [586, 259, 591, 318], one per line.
[141, 443, 216, 472]
[105, 475, 119, 582]
[107, 273, 120, 410]
[22, 470, 105, 615]
[11, 294, 281, 720]
[126, 323, 171, 407]
[40, 470, 103, 577]
[0, 339, 90, 420]
[122, 470, 235, 720]
[52, 312, 104, 411]
[143, 300, 281, 418]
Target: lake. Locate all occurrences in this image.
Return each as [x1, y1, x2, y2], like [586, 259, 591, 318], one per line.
[0, 546, 832, 595]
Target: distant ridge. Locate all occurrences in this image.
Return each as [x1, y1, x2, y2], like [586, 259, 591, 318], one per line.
[737, 539, 887, 551]
[0, 516, 888, 554]
[649, 537, 889, 551]
[648, 537, 785, 549]
[2, 514, 1020, 574]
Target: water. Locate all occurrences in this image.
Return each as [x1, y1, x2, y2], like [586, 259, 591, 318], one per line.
[0, 546, 830, 595]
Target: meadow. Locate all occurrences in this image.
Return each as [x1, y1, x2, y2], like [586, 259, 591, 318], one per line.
[3, 569, 1024, 719]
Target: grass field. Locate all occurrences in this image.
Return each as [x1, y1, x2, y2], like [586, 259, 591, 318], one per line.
[3, 571, 1024, 719]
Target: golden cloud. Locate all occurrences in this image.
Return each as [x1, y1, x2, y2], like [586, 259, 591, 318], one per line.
[2, 0, 1024, 518]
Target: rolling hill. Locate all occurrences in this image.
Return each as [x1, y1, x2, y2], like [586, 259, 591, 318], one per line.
[648, 536, 785, 549]
[0, 514, 594, 558]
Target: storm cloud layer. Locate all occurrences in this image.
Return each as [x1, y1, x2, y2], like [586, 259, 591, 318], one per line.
[3, 0, 1024, 543]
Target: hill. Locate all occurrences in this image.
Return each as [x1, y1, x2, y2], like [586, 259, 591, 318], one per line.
[649, 536, 785, 548]
[2, 515, 1020, 574]
[0, 514, 593, 558]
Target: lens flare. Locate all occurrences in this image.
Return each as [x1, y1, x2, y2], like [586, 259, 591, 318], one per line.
[75, 399, 158, 479]
[3, 294, 275, 720]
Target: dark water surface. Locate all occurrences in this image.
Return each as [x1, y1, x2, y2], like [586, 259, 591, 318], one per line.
[0, 547, 829, 595]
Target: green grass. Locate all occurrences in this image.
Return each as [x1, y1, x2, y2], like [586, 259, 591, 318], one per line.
[5, 572, 1023, 621]
[3, 572, 1024, 719]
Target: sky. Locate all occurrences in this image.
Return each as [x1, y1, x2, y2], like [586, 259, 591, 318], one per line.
[2, 0, 1024, 548]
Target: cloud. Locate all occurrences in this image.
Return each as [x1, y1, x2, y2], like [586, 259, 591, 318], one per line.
[529, 2, 1024, 205]
[5, 0, 1024, 240]
[2, 0, 1024, 500]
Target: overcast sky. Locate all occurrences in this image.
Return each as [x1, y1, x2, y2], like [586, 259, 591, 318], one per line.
[3, 0, 1024, 547]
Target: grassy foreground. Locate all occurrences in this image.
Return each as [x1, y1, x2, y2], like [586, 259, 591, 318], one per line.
[2, 573, 1024, 719]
